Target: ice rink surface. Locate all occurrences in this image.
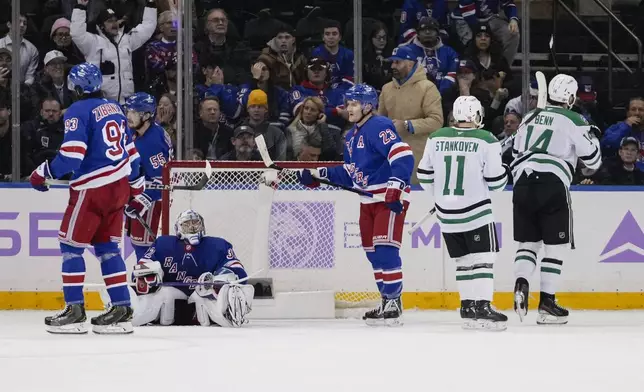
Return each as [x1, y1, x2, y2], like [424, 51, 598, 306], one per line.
[0, 310, 643, 392]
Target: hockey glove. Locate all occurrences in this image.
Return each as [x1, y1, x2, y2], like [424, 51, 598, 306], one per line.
[132, 261, 163, 295]
[296, 168, 327, 189]
[29, 161, 53, 192]
[125, 193, 153, 219]
[384, 178, 405, 214]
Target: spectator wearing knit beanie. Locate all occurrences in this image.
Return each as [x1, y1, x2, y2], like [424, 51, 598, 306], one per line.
[239, 89, 286, 161]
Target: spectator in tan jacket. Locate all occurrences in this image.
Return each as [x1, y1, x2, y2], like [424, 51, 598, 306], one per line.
[257, 27, 307, 91]
[378, 45, 443, 182]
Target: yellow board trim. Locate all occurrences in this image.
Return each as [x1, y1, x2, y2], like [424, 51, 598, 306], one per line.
[2, 291, 644, 311]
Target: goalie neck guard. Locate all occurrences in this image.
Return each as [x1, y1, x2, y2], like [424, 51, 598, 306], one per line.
[175, 209, 206, 245]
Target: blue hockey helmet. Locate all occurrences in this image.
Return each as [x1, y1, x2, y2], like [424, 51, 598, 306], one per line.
[67, 63, 103, 94]
[175, 209, 206, 246]
[344, 83, 378, 111]
[125, 92, 157, 116]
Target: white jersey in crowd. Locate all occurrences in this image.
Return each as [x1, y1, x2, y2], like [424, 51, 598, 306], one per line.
[417, 126, 508, 233]
[510, 105, 602, 188]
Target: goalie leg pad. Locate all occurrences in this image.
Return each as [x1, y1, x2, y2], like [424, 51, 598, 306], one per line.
[188, 284, 254, 327]
[514, 241, 541, 280]
[128, 286, 188, 326]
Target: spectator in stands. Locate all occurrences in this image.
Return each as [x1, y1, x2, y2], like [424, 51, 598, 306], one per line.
[0, 94, 11, 180]
[290, 57, 352, 133]
[42, 17, 85, 67]
[189, 148, 205, 160]
[399, 0, 449, 44]
[148, 53, 179, 100]
[311, 20, 354, 83]
[405, 17, 459, 96]
[70, 0, 157, 103]
[296, 133, 323, 162]
[34, 51, 75, 110]
[146, 10, 179, 80]
[257, 26, 307, 91]
[21, 97, 65, 174]
[220, 124, 262, 161]
[0, 12, 39, 85]
[378, 44, 443, 182]
[156, 92, 176, 148]
[363, 22, 393, 91]
[470, 68, 509, 128]
[194, 97, 233, 160]
[195, 54, 241, 125]
[582, 137, 644, 185]
[240, 89, 286, 161]
[451, 0, 519, 65]
[505, 77, 538, 116]
[238, 61, 291, 129]
[463, 23, 512, 87]
[286, 96, 341, 161]
[0, 48, 39, 122]
[601, 96, 644, 168]
[194, 8, 250, 85]
[574, 75, 607, 131]
[500, 111, 520, 165]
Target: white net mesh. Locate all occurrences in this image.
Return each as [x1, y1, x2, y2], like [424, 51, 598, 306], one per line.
[164, 162, 380, 311]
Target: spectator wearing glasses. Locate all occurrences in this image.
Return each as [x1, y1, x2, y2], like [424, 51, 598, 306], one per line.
[34, 50, 75, 110]
[363, 22, 394, 91]
[0, 12, 39, 85]
[41, 17, 85, 67]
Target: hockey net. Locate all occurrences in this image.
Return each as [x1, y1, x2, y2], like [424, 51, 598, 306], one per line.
[161, 161, 381, 313]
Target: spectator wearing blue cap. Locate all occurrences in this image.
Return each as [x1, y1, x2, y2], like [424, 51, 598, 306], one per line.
[581, 137, 644, 185]
[378, 44, 443, 183]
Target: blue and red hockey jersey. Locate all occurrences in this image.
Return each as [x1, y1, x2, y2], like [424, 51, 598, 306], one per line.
[132, 122, 173, 201]
[324, 115, 414, 204]
[404, 39, 459, 94]
[50, 97, 140, 190]
[139, 235, 247, 296]
[399, 0, 449, 42]
[310, 45, 355, 83]
[290, 80, 353, 130]
[451, 0, 518, 25]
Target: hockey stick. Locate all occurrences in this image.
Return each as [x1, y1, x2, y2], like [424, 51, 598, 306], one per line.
[150, 268, 264, 287]
[549, 34, 560, 74]
[407, 207, 436, 235]
[254, 135, 387, 201]
[500, 71, 548, 151]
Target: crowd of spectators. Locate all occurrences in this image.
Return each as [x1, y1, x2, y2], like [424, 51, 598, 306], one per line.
[0, 0, 641, 185]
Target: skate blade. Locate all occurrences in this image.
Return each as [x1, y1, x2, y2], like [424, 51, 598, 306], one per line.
[514, 293, 527, 322]
[476, 319, 507, 331]
[384, 317, 403, 327]
[92, 321, 134, 334]
[45, 322, 88, 334]
[461, 319, 477, 330]
[364, 318, 385, 327]
[536, 313, 568, 325]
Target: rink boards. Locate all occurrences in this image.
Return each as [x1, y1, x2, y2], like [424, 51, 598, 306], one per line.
[1, 183, 644, 310]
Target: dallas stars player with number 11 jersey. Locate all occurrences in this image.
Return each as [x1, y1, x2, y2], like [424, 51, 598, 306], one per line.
[417, 96, 509, 330]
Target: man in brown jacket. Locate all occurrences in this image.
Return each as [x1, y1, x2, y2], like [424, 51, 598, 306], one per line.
[257, 27, 307, 90]
[378, 45, 443, 183]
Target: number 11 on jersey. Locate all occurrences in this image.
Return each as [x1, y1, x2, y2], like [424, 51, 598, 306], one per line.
[443, 155, 466, 196]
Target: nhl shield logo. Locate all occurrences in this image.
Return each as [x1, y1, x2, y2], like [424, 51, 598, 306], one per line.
[473, 234, 480, 242]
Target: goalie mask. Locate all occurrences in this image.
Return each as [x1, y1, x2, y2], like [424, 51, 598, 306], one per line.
[548, 74, 578, 109]
[453, 95, 484, 128]
[175, 209, 206, 245]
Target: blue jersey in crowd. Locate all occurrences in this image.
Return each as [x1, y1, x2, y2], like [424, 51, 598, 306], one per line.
[325, 114, 414, 203]
[311, 45, 355, 83]
[399, 0, 449, 42]
[451, 0, 518, 25]
[51, 97, 140, 190]
[132, 122, 173, 201]
[195, 83, 242, 121]
[290, 80, 353, 130]
[405, 38, 459, 94]
[140, 235, 248, 296]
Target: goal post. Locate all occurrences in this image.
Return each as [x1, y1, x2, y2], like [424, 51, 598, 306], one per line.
[161, 160, 381, 318]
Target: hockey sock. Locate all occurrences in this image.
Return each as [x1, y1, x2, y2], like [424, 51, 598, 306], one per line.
[365, 250, 384, 294]
[454, 254, 476, 301]
[540, 244, 567, 295]
[60, 243, 86, 305]
[514, 242, 541, 280]
[95, 242, 130, 306]
[375, 245, 402, 299]
[469, 252, 495, 301]
[132, 243, 150, 262]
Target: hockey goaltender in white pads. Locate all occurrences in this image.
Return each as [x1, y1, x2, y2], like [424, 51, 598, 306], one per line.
[188, 270, 255, 327]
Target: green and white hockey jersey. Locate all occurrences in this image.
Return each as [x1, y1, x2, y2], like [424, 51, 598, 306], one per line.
[510, 106, 602, 188]
[417, 127, 508, 233]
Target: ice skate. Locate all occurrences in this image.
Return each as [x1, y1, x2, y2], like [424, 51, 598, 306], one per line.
[45, 304, 88, 334]
[514, 278, 529, 322]
[537, 293, 569, 325]
[362, 298, 384, 326]
[382, 296, 403, 327]
[91, 305, 134, 334]
[460, 300, 476, 330]
[475, 300, 507, 331]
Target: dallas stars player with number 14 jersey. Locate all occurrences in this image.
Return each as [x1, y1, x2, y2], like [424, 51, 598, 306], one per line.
[417, 96, 509, 330]
[511, 74, 601, 325]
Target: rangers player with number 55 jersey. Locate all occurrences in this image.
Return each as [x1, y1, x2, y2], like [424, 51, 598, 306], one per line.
[295, 84, 414, 326]
[29, 63, 143, 335]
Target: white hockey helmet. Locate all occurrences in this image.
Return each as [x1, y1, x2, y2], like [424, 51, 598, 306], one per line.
[452, 95, 484, 128]
[548, 74, 578, 108]
[175, 209, 206, 245]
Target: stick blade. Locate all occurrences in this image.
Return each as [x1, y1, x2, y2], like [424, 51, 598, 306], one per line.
[254, 135, 273, 167]
[535, 71, 548, 109]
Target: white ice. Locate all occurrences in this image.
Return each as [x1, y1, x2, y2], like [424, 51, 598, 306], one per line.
[0, 311, 643, 392]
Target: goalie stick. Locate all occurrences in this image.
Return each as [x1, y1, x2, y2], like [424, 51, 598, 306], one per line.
[254, 134, 387, 202]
